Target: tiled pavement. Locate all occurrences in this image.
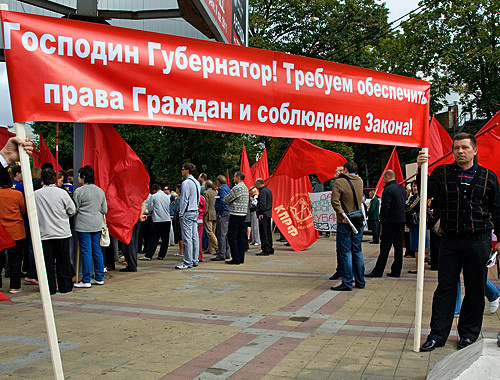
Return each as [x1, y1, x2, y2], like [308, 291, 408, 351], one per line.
[1, 234, 499, 379]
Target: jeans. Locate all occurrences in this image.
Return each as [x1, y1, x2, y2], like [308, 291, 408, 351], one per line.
[216, 210, 230, 259]
[456, 278, 500, 315]
[336, 223, 365, 289]
[181, 211, 199, 266]
[77, 231, 105, 284]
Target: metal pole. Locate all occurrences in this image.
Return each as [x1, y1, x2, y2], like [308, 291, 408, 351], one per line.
[413, 147, 429, 352]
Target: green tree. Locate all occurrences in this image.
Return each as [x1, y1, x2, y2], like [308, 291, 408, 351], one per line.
[380, 0, 500, 119]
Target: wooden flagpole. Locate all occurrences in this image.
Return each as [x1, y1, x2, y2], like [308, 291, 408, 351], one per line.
[15, 122, 65, 378]
[413, 147, 429, 352]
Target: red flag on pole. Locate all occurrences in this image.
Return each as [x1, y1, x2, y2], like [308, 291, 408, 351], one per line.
[0, 223, 15, 251]
[272, 139, 347, 182]
[428, 115, 453, 167]
[83, 123, 150, 244]
[226, 168, 231, 187]
[374, 147, 405, 198]
[240, 142, 254, 189]
[39, 133, 61, 170]
[267, 174, 318, 251]
[251, 148, 269, 181]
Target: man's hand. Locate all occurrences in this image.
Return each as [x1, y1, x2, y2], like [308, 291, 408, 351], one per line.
[494, 242, 500, 255]
[417, 150, 430, 168]
[258, 215, 263, 220]
[0, 136, 34, 164]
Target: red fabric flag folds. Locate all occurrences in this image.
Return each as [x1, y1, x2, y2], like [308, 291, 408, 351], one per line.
[428, 115, 453, 167]
[476, 111, 500, 178]
[267, 174, 318, 252]
[83, 123, 150, 244]
[0, 292, 12, 302]
[39, 133, 61, 170]
[374, 147, 405, 198]
[251, 148, 269, 181]
[239, 142, 254, 189]
[272, 139, 347, 182]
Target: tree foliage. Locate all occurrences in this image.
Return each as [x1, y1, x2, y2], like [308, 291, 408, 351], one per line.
[380, 0, 500, 119]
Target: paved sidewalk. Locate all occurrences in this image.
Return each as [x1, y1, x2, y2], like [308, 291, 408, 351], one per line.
[1, 234, 499, 379]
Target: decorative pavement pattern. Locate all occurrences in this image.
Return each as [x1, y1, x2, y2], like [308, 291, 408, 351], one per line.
[1, 235, 499, 380]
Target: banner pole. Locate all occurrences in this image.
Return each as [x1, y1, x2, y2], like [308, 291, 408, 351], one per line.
[413, 147, 428, 352]
[15, 122, 65, 379]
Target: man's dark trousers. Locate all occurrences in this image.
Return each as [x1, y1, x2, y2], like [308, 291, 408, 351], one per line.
[368, 220, 380, 243]
[121, 220, 141, 271]
[259, 215, 274, 254]
[144, 221, 171, 258]
[228, 215, 246, 264]
[371, 223, 404, 276]
[428, 232, 490, 344]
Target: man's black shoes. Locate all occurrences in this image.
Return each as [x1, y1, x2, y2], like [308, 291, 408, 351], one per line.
[330, 284, 352, 291]
[225, 260, 240, 265]
[457, 337, 474, 350]
[256, 252, 270, 256]
[420, 338, 444, 352]
[365, 272, 382, 278]
[329, 272, 341, 280]
[386, 272, 400, 278]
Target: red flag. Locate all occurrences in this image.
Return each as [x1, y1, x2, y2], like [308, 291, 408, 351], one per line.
[226, 168, 231, 187]
[83, 124, 150, 244]
[272, 139, 347, 182]
[476, 111, 500, 178]
[39, 133, 61, 170]
[239, 142, 254, 189]
[0, 292, 12, 302]
[251, 148, 269, 181]
[0, 223, 15, 251]
[374, 147, 405, 198]
[429, 115, 453, 167]
[267, 174, 318, 251]
[0, 127, 40, 162]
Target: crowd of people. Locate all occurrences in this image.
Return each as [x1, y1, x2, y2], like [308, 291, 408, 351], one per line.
[1, 133, 499, 354]
[136, 166, 275, 269]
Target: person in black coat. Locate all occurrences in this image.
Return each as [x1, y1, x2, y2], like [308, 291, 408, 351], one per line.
[254, 179, 274, 256]
[366, 170, 407, 278]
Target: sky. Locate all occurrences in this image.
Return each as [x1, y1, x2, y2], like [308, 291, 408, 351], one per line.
[0, 1, 422, 126]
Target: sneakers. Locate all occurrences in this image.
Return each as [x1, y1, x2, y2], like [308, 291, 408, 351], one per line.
[74, 282, 91, 288]
[490, 296, 500, 313]
[175, 264, 192, 269]
[139, 256, 151, 261]
[56, 291, 73, 295]
[9, 288, 22, 294]
[91, 279, 104, 285]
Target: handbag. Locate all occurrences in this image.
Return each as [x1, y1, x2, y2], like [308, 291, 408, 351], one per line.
[340, 177, 366, 230]
[100, 215, 110, 247]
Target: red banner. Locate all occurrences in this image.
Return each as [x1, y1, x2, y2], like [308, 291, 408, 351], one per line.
[1, 10, 429, 148]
